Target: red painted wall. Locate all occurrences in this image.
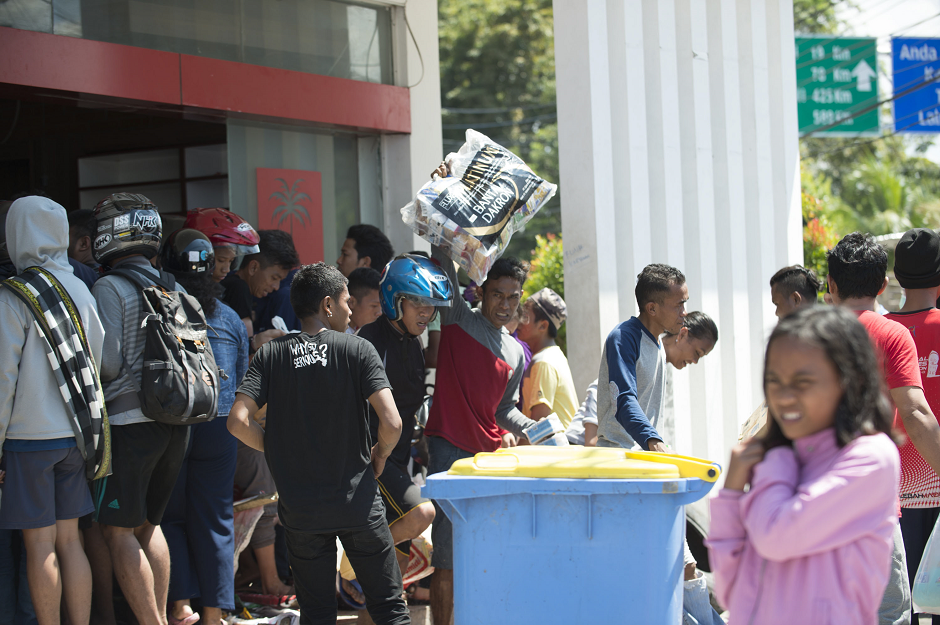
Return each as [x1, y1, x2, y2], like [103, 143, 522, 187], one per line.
[0, 27, 410, 134]
[256, 168, 324, 265]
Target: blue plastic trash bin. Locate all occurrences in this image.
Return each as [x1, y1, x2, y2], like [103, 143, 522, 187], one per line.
[422, 447, 720, 625]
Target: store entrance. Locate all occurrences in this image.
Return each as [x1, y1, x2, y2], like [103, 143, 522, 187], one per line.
[0, 96, 227, 224]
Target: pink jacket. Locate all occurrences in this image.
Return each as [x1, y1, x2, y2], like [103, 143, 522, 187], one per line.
[705, 428, 900, 624]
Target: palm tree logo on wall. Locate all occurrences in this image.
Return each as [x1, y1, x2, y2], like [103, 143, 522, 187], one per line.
[269, 178, 312, 236]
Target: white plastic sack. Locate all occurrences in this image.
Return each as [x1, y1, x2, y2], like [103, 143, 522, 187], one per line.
[401, 130, 557, 283]
[914, 514, 940, 614]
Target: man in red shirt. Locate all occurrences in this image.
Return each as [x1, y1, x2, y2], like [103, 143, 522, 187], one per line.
[424, 249, 537, 625]
[828, 231, 940, 624]
[885, 228, 940, 624]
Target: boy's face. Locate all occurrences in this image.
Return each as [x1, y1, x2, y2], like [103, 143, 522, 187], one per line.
[247, 261, 289, 298]
[481, 277, 523, 329]
[68, 227, 93, 265]
[350, 288, 382, 329]
[213, 247, 237, 283]
[771, 284, 801, 318]
[328, 287, 353, 332]
[337, 239, 367, 277]
[653, 283, 689, 334]
[515, 300, 543, 342]
[398, 298, 434, 336]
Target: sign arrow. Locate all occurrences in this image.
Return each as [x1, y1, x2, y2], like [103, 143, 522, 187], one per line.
[852, 60, 876, 92]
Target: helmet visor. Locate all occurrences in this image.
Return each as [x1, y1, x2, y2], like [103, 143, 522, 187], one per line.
[402, 293, 452, 309]
[223, 243, 260, 271]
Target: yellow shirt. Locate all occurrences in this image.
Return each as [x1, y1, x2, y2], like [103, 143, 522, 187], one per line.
[522, 345, 579, 428]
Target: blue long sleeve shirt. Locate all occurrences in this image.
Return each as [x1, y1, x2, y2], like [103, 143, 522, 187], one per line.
[206, 299, 249, 417]
[595, 317, 667, 450]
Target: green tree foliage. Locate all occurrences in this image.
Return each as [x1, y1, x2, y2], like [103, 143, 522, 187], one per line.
[437, 0, 939, 278]
[801, 174, 838, 285]
[802, 136, 940, 239]
[438, 0, 559, 259]
[524, 233, 566, 353]
[794, 0, 939, 259]
[793, 0, 840, 34]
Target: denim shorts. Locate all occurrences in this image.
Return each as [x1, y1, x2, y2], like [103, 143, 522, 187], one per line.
[0, 446, 94, 529]
[427, 436, 475, 570]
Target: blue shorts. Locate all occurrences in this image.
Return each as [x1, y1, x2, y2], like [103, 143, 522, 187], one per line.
[0, 446, 94, 530]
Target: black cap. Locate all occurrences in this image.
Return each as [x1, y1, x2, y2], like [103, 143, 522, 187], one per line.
[894, 228, 940, 289]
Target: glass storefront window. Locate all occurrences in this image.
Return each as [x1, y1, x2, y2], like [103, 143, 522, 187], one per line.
[226, 119, 375, 265]
[0, 0, 394, 85]
[78, 144, 229, 214]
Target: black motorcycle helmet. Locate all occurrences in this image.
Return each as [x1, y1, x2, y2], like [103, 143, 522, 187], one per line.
[161, 229, 215, 275]
[92, 192, 163, 266]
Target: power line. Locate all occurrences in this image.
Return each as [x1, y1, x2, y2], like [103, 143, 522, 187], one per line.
[807, 99, 940, 156]
[796, 12, 940, 77]
[442, 113, 557, 130]
[857, 0, 914, 25]
[443, 104, 556, 115]
[803, 71, 940, 136]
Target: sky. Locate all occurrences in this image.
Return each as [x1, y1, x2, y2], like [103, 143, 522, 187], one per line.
[836, 0, 940, 162]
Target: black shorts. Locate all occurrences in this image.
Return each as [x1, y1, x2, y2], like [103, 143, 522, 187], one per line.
[376, 461, 428, 555]
[93, 421, 189, 528]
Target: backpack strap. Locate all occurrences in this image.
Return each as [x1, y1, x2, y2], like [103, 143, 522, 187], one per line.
[106, 264, 177, 407]
[109, 265, 176, 292]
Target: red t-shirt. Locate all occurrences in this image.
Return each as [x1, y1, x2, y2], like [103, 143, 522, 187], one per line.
[855, 310, 923, 393]
[885, 308, 940, 508]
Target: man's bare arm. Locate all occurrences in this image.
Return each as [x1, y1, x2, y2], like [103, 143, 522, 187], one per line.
[891, 386, 940, 477]
[227, 393, 266, 452]
[368, 388, 402, 477]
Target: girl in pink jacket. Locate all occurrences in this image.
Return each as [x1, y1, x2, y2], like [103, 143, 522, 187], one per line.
[706, 306, 901, 624]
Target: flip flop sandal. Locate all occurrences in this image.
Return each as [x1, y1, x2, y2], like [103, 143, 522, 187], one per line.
[168, 614, 200, 625]
[335, 572, 367, 611]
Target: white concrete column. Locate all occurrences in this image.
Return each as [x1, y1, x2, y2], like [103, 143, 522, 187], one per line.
[554, 0, 801, 465]
[382, 0, 443, 255]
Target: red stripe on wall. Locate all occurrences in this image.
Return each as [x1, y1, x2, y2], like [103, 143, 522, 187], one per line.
[0, 27, 411, 134]
[0, 27, 181, 105]
[180, 55, 411, 134]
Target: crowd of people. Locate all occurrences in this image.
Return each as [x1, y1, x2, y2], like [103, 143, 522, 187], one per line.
[2, 181, 940, 625]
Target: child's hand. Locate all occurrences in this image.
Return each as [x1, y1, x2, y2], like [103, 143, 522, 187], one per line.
[724, 438, 765, 491]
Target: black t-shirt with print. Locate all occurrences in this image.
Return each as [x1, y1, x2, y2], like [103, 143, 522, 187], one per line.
[237, 330, 391, 532]
[221, 274, 253, 320]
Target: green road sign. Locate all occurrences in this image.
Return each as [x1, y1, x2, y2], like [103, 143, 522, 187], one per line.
[796, 36, 879, 137]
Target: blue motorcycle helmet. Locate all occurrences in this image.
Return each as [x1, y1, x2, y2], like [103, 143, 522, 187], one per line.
[379, 254, 453, 322]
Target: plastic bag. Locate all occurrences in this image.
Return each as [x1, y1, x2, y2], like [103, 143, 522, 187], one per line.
[913, 514, 940, 613]
[400, 129, 557, 284]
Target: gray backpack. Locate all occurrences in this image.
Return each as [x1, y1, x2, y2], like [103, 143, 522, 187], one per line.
[111, 265, 220, 425]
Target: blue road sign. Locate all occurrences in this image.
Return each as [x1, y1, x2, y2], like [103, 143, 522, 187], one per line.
[893, 38, 940, 133]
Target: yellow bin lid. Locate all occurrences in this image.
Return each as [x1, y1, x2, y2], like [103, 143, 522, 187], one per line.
[448, 446, 720, 481]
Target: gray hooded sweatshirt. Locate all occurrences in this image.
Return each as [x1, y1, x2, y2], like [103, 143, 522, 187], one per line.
[0, 196, 105, 452]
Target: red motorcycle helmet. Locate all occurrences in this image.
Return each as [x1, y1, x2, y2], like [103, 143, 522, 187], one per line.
[184, 207, 260, 256]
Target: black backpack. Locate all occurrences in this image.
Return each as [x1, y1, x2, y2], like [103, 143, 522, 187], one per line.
[110, 265, 220, 425]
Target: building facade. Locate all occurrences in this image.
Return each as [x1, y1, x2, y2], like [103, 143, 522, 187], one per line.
[0, 0, 441, 262]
